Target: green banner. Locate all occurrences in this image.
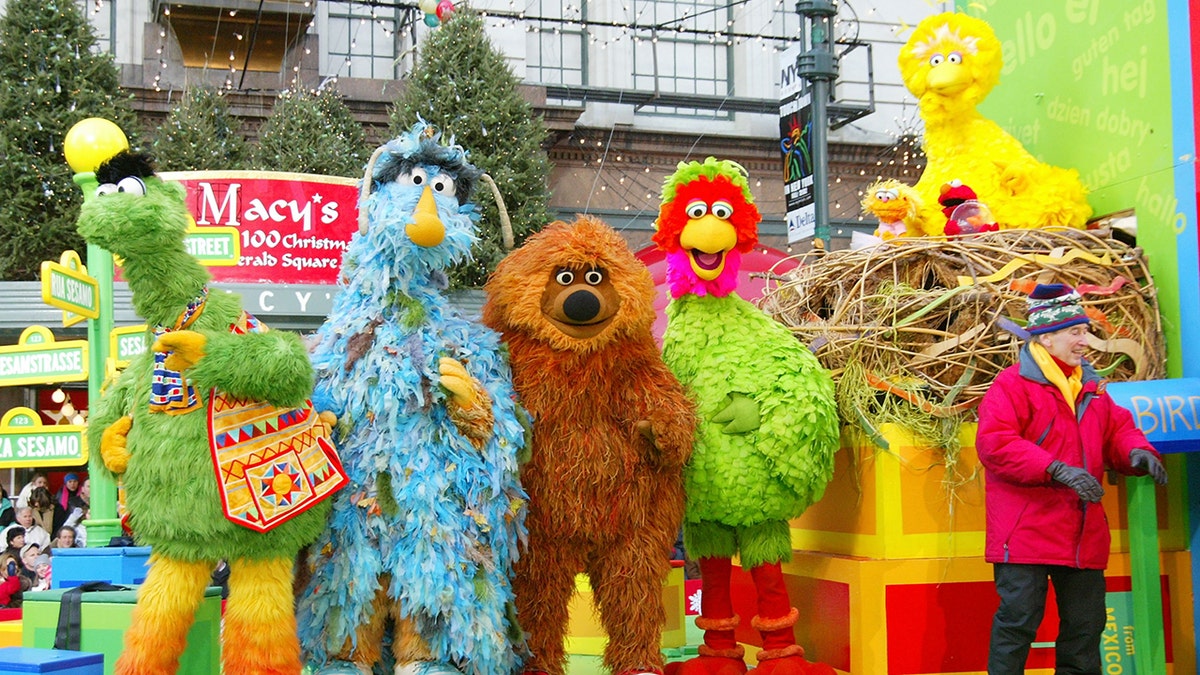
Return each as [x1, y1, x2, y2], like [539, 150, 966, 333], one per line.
[966, 0, 1182, 375]
[1104, 590, 1138, 673]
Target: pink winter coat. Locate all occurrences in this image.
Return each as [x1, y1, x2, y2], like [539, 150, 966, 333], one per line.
[976, 344, 1160, 569]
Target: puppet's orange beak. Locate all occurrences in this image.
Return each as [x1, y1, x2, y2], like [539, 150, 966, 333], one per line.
[406, 186, 445, 247]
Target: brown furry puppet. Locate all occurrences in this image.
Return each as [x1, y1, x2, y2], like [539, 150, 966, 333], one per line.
[482, 215, 696, 675]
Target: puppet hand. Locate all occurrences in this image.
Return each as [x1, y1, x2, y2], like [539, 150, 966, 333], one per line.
[1130, 449, 1167, 485]
[315, 411, 338, 438]
[636, 420, 662, 462]
[1048, 460, 1104, 502]
[101, 416, 133, 474]
[439, 358, 478, 405]
[712, 393, 760, 434]
[153, 330, 207, 371]
[439, 357, 493, 449]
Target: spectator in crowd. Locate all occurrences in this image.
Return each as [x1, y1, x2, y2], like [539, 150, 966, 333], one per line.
[55, 473, 83, 512]
[0, 553, 30, 607]
[4, 508, 49, 551]
[64, 505, 88, 548]
[15, 473, 47, 509]
[0, 486, 14, 528]
[30, 555, 51, 591]
[28, 487, 65, 537]
[19, 544, 40, 585]
[3, 528, 23, 559]
[51, 526, 77, 550]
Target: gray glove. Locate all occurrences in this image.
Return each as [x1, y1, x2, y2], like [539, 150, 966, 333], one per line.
[1129, 449, 1168, 485]
[1048, 460, 1105, 502]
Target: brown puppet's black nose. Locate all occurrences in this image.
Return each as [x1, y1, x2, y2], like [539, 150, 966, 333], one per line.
[562, 289, 600, 323]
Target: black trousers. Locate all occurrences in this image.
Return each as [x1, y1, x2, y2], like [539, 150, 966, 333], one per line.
[988, 563, 1106, 675]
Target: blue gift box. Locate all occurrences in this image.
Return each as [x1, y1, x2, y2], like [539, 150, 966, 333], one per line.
[0, 647, 103, 674]
[49, 548, 151, 589]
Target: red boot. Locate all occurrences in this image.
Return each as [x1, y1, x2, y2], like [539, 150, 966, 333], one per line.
[665, 557, 747, 675]
[745, 563, 834, 675]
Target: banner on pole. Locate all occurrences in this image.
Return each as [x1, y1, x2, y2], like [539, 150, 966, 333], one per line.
[779, 45, 815, 244]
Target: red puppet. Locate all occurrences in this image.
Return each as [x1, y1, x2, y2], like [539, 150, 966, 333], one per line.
[940, 180, 999, 235]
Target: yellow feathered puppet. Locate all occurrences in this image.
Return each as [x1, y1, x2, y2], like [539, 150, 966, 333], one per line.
[899, 13, 1091, 232]
[860, 179, 930, 238]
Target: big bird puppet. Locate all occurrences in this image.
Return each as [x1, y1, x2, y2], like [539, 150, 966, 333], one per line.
[654, 158, 840, 675]
[68, 120, 346, 675]
[482, 215, 696, 675]
[899, 13, 1091, 231]
[295, 122, 528, 675]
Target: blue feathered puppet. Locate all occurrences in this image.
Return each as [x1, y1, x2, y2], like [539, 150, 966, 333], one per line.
[296, 122, 528, 675]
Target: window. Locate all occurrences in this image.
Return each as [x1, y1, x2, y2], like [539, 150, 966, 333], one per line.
[526, 0, 585, 86]
[631, 0, 732, 117]
[770, 0, 802, 46]
[323, 3, 405, 80]
[79, 0, 115, 55]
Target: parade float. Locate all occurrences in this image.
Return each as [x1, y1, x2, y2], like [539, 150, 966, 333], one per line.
[733, 5, 1199, 674]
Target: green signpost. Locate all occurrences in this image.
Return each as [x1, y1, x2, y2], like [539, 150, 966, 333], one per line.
[0, 326, 89, 387]
[40, 251, 99, 327]
[183, 227, 240, 266]
[0, 408, 87, 468]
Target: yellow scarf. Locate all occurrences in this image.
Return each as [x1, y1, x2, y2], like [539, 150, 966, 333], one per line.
[1030, 342, 1082, 413]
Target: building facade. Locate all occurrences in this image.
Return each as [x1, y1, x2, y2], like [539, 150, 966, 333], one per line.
[67, 0, 949, 250]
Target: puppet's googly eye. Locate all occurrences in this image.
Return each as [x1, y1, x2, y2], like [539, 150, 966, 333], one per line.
[685, 200, 708, 219]
[116, 177, 146, 196]
[430, 175, 456, 197]
[711, 201, 733, 219]
[397, 167, 429, 187]
[555, 269, 575, 285]
[584, 269, 603, 285]
[947, 52, 963, 65]
[929, 54, 945, 66]
[95, 183, 119, 197]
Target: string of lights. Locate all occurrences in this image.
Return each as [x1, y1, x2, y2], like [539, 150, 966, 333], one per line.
[135, 0, 945, 239]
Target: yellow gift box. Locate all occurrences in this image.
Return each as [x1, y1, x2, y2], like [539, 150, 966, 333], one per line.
[565, 566, 686, 656]
[792, 423, 1187, 560]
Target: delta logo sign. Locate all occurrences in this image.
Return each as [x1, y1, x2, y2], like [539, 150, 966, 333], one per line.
[157, 171, 360, 285]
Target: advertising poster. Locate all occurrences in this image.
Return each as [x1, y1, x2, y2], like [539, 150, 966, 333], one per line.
[158, 171, 359, 285]
[779, 45, 815, 243]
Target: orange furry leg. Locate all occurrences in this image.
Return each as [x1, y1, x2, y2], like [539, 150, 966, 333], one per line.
[115, 554, 213, 675]
[222, 557, 304, 675]
[330, 575, 391, 669]
[587, 536, 670, 675]
[512, 536, 578, 675]
[392, 612, 433, 664]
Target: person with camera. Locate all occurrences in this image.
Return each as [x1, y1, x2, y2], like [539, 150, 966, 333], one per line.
[0, 552, 31, 608]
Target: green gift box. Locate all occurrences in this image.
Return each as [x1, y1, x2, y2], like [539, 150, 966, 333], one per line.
[21, 586, 221, 675]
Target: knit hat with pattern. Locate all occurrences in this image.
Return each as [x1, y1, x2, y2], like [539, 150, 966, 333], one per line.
[1026, 283, 1089, 335]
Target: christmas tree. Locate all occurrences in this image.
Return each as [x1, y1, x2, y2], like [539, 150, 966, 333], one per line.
[390, 7, 552, 289]
[152, 86, 247, 171]
[0, 0, 135, 279]
[250, 87, 367, 178]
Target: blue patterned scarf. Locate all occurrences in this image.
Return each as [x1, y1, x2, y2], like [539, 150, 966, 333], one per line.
[149, 288, 207, 415]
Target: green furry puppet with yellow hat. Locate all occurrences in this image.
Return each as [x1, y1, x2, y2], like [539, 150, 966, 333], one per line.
[67, 119, 346, 675]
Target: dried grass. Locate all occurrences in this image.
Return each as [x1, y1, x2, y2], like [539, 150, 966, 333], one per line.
[759, 228, 1163, 461]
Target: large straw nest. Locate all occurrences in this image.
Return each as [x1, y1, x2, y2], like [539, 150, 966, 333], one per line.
[760, 228, 1163, 454]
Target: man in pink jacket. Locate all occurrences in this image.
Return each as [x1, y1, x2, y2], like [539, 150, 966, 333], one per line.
[976, 283, 1167, 675]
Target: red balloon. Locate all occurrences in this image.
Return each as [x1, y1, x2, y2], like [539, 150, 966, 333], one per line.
[436, 0, 454, 20]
